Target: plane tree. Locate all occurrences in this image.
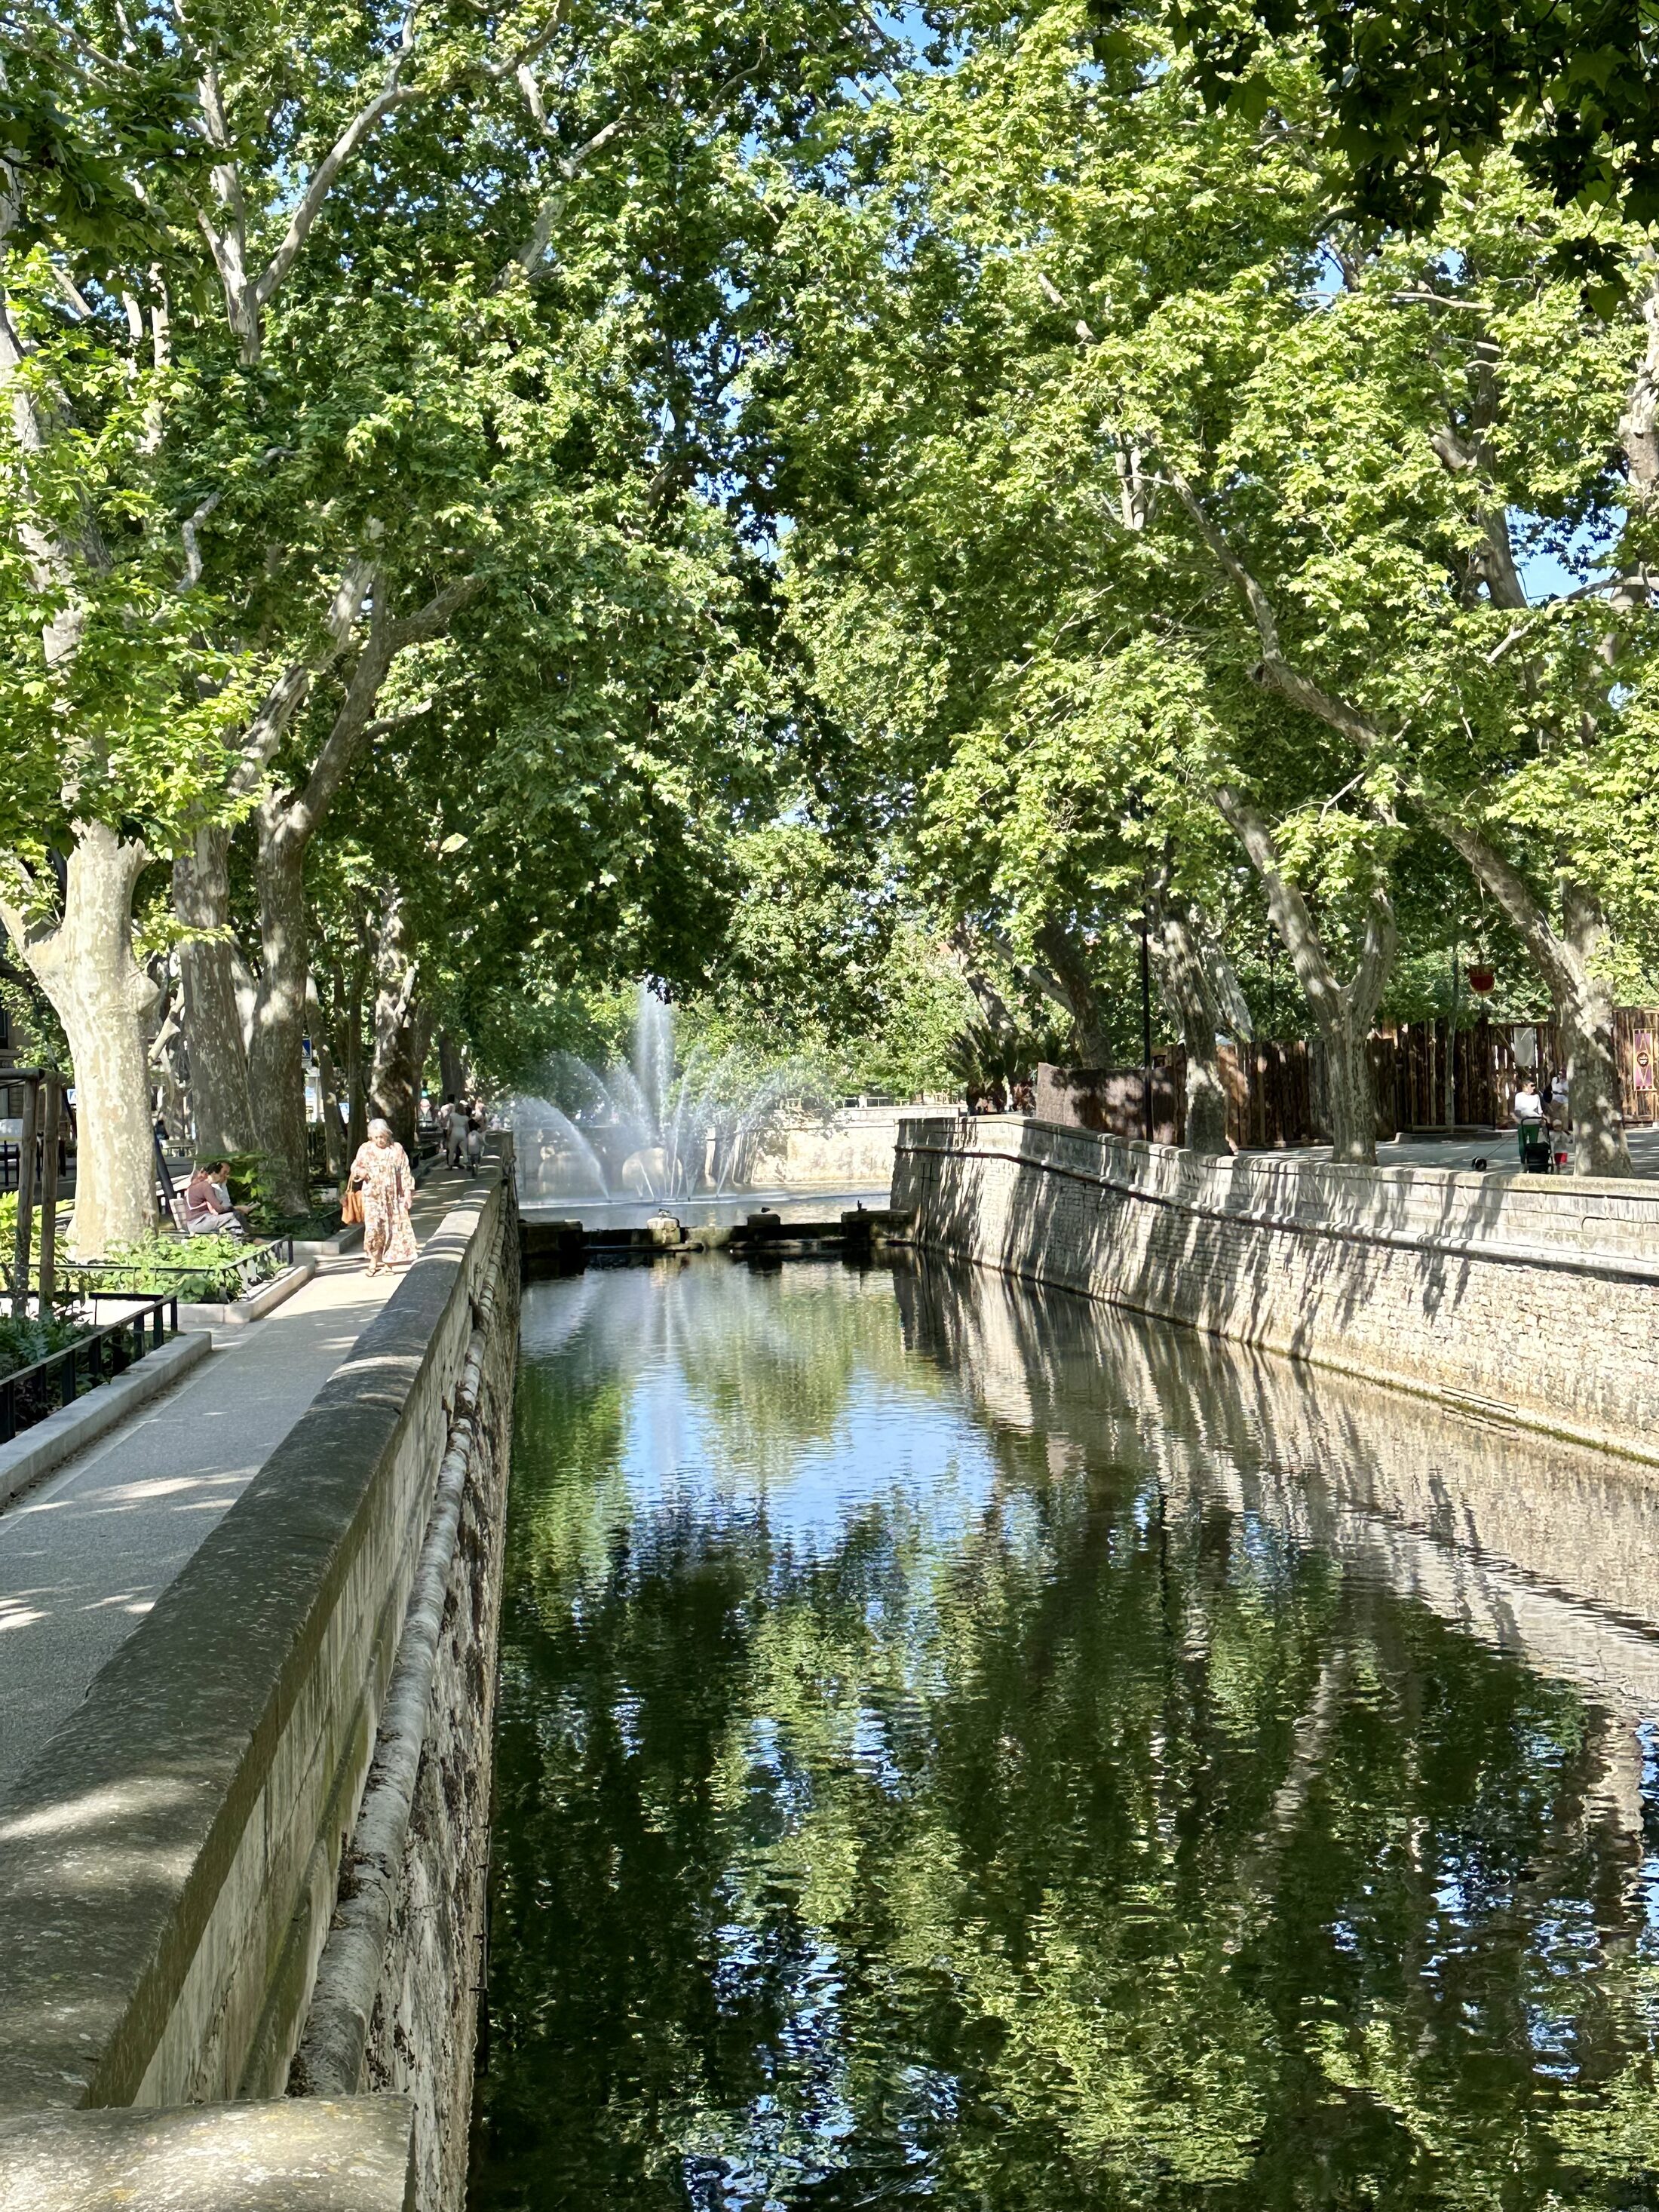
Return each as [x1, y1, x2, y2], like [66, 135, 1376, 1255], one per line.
[0, 0, 889, 1235]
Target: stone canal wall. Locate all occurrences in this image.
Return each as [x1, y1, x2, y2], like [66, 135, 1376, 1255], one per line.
[0, 1170, 520, 2212]
[893, 1113, 1659, 1460]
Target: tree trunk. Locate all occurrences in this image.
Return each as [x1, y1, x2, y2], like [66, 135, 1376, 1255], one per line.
[173, 824, 258, 1156]
[148, 959, 192, 1149]
[369, 890, 420, 1152]
[344, 999, 368, 1158]
[247, 802, 312, 1214]
[1, 824, 159, 1253]
[1215, 787, 1397, 1167]
[306, 977, 348, 1186]
[1322, 1014, 1381, 1167]
[1033, 919, 1112, 1066]
[438, 1030, 466, 1103]
[409, 1000, 434, 1119]
[948, 925, 1020, 1039]
[1434, 821, 1632, 1177]
[1146, 891, 1230, 1156]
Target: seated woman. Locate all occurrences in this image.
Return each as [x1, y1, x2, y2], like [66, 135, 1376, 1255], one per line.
[183, 1161, 247, 1239]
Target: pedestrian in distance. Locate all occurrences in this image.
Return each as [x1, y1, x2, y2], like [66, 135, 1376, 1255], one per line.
[443, 1095, 469, 1170]
[466, 1102, 486, 1176]
[1513, 1075, 1546, 1165]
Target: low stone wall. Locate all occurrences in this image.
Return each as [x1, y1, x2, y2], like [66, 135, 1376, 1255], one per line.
[0, 1169, 519, 2212]
[744, 1106, 906, 1192]
[515, 1104, 908, 1203]
[893, 1113, 1659, 1460]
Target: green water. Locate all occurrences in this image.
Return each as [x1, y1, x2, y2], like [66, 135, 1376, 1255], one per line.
[468, 1256, 1659, 2211]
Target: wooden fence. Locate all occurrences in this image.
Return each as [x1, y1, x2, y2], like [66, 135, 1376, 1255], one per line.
[1031, 1005, 1659, 1151]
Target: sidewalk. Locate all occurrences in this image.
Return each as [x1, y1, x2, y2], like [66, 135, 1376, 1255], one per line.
[1242, 1126, 1659, 1179]
[0, 1166, 482, 1802]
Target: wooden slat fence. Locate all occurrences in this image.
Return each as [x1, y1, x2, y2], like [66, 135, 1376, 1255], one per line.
[1027, 1006, 1659, 1149]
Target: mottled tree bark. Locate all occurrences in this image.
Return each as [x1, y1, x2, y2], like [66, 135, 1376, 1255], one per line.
[0, 825, 158, 1253]
[370, 889, 421, 1154]
[1145, 884, 1232, 1156]
[173, 824, 257, 1156]
[438, 1031, 466, 1105]
[1435, 821, 1631, 1176]
[1032, 919, 1112, 1066]
[249, 805, 312, 1213]
[1215, 788, 1397, 1165]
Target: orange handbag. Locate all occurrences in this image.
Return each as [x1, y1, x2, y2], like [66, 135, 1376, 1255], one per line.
[342, 1180, 365, 1226]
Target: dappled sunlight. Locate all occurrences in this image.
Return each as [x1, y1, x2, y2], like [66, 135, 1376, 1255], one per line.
[0, 1769, 202, 1851]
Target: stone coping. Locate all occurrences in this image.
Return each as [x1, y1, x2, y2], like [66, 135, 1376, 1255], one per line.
[898, 1115, 1659, 1277]
[0, 2094, 416, 2211]
[909, 1112, 1659, 1201]
[176, 1256, 318, 1332]
[0, 1331, 214, 1514]
[0, 1170, 505, 2112]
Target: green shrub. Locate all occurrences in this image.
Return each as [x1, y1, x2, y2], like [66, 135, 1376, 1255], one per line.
[0, 1312, 87, 1381]
[74, 1231, 284, 1304]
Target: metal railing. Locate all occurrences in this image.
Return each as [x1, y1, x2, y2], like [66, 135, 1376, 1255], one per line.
[60, 1234, 296, 1302]
[0, 1291, 179, 1445]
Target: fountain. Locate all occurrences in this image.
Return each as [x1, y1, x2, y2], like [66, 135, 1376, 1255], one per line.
[509, 986, 826, 1208]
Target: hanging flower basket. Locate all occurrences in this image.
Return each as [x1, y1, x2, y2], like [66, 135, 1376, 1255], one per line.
[1466, 965, 1495, 995]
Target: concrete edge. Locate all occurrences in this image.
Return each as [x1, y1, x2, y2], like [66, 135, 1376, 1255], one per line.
[0, 1330, 214, 1512]
[176, 1258, 319, 1333]
[915, 1110, 1659, 1204]
[0, 1172, 509, 2113]
[0, 2091, 417, 2212]
[296, 1223, 364, 1257]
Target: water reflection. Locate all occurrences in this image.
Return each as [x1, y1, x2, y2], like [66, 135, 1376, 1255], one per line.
[470, 1258, 1659, 2211]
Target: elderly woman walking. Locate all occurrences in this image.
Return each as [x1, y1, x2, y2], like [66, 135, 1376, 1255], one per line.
[349, 1118, 419, 1275]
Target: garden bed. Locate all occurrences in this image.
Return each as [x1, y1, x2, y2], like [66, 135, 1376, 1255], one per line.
[63, 1232, 296, 1305]
[0, 1294, 179, 1447]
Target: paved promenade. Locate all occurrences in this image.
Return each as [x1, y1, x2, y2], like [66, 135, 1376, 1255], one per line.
[1250, 1127, 1659, 1177]
[0, 1168, 478, 1802]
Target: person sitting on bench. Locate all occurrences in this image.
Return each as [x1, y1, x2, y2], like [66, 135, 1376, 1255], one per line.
[183, 1161, 247, 1238]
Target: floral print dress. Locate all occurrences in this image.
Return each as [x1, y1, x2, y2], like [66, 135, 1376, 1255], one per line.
[351, 1138, 419, 1268]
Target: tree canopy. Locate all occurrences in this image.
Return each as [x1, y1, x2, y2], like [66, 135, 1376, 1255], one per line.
[4, 0, 1659, 1223]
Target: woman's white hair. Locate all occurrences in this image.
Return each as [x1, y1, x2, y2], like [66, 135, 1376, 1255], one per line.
[368, 1117, 393, 1138]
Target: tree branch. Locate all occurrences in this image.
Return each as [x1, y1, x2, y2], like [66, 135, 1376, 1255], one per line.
[254, 76, 423, 308]
[1164, 463, 1389, 754]
[228, 560, 376, 800]
[287, 572, 481, 845]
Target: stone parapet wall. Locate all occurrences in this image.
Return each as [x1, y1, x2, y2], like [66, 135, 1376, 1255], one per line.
[894, 1114, 1659, 1459]
[744, 1107, 906, 1192]
[0, 1170, 519, 2211]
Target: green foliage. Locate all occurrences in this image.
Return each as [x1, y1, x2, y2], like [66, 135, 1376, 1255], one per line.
[1088, 0, 1659, 248]
[75, 1230, 283, 1302]
[0, 1310, 89, 1381]
[752, 2, 1659, 1073]
[477, 1261, 1659, 2210]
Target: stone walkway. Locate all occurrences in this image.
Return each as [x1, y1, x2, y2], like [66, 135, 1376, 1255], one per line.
[0, 1167, 480, 1802]
[1243, 1127, 1659, 1179]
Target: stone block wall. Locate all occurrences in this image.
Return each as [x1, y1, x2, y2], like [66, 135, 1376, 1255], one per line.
[894, 1114, 1659, 1461]
[0, 1171, 519, 2212]
[356, 1231, 519, 2212]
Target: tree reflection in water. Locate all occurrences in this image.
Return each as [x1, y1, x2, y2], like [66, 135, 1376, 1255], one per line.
[469, 1257, 1659, 2212]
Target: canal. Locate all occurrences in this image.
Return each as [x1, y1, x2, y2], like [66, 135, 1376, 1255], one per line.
[468, 1253, 1659, 2210]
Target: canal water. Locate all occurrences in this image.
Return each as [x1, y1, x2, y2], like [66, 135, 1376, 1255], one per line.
[468, 1255, 1659, 2210]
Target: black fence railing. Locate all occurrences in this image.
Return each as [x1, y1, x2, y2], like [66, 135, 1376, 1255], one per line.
[59, 1235, 296, 1302]
[0, 1292, 179, 1446]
